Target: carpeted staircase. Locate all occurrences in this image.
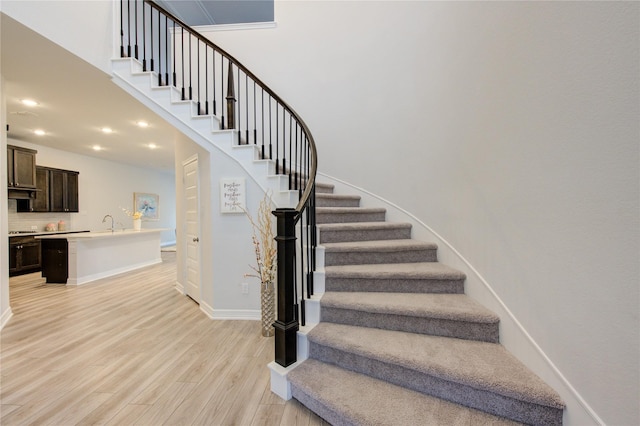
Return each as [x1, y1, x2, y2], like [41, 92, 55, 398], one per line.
[287, 183, 565, 425]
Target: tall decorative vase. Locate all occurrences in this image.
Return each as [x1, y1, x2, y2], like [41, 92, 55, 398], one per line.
[133, 218, 141, 231]
[261, 281, 275, 337]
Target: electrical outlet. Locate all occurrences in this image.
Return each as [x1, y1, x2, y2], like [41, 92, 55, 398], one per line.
[31, 226, 38, 231]
[241, 283, 249, 294]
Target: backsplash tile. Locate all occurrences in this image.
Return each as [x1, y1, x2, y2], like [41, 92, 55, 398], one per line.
[7, 199, 73, 232]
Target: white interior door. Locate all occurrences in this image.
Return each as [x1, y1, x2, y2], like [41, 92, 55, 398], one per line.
[183, 157, 200, 304]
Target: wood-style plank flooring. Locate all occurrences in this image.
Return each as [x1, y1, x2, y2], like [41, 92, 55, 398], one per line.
[1, 252, 328, 425]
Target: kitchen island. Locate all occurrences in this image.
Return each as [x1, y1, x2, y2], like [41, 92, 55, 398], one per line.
[37, 228, 165, 285]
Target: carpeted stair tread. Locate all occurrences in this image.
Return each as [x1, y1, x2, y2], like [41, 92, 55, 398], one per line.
[307, 322, 565, 412]
[318, 221, 412, 243]
[322, 239, 437, 252]
[324, 262, 466, 293]
[320, 292, 500, 342]
[316, 193, 361, 207]
[316, 207, 386, 224]
[325, 261, 465, 280]
[323, 239, 438, 265]
[321, 292, 499, 324]
[315, 182, 335, 194]
[289, 358, 522, 426]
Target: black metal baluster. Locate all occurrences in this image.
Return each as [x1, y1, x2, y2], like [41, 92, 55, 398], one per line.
[221, 57, 225, 129]
[245, 74, 249, 145]
[127, 0, 132, 57]
[275, 104, 279, 173]
[165, 15, 169, 86]
[269, 95, 273, 160]
[237, 66, 241, 144]
[120, 0, 125, 57]
[305, 203, 311, 301]
[212, 49, 217, 116]
[282, 106, 286, 178]
[172, 20, 176, 87]
[156, 9, 161, 86]
[181, 27, 185, 100]
[253, 82, 257, 146]
[261, 88, 265, 159]
[188, 34, 192, 100]
[141, 2, 146, 70]
[149, 7, 154, 71]
[295, 124, 299, 191]
[288, 115, 293, 189]
[197, 40, 201, 114]
[301, 133, 306, 193]
[310, 182, 316, 295]
[134, 0, 139, 59]
[204, 48, 209, 115]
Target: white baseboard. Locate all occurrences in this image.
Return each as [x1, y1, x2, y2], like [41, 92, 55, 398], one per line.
[211, 309, 260, 321]
[200, 300, 214, 319]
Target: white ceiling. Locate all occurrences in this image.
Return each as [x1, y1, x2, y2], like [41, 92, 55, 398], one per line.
[1, 13, 186, 173]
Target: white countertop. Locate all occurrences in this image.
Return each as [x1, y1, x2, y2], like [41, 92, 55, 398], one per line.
[9, 230, 90, 238]
[36, 228, 166, 240]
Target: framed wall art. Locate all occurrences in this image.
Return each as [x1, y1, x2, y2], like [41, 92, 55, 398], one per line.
[134, 192, 159, 220]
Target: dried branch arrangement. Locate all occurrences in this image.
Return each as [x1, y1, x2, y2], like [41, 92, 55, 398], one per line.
[244, 192, 277, 287]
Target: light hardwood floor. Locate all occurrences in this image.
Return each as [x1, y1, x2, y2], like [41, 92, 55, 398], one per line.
[1, 252, 328, 425]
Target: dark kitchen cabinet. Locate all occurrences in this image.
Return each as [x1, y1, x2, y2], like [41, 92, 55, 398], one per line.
[17, 166, 50, 212]
[18, 167, 79, 213]
[7, 145, 37, 189]
[7, 145, 37, 197]
[50, 169, 79, 213]
[32, 167, 50, 211]
[41, 239, 68, 283]
[9, 235, 42, 276]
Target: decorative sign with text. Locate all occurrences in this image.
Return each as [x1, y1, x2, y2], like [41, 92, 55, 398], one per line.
[220, 178, 246, 213]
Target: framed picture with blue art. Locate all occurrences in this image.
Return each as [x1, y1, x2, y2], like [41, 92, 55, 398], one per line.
[134, 192, 159, 221]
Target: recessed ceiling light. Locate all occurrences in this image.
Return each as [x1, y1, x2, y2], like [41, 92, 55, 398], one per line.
[92, 145, 102, 151]
[137, 120, 149, 128]
[101, 127, 113, 134]
[148, 143, 157, 149]
[21, 99, 39, 107]
[34, 129, 46, 136]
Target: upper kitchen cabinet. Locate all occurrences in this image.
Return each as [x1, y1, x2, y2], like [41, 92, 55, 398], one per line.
[32, 166, 50, 211]
[7, 145, 37, 190]
[17, 166, 79, 213]
[49, 168, 79, 213]
[17, 166, 50, 212]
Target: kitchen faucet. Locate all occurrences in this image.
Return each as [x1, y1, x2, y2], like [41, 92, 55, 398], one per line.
[102, 214, 114, 232]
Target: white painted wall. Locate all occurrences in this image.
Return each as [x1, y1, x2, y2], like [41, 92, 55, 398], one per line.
[207, 2, 639, 425]
[0, 0, 114, 73]
[175, 135, 269, 319]
[7, 139, 176, 245]
[2, 1, 638, 424]
[1, 77, 13, 329]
